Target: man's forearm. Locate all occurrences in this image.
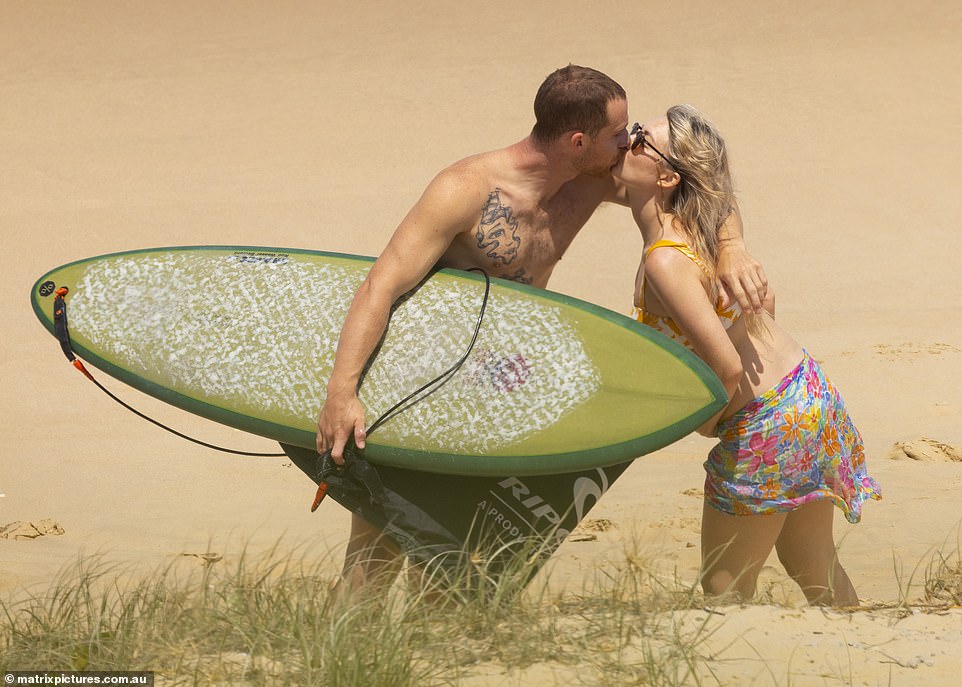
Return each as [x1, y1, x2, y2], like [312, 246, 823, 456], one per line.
[717, 201, 744, 246]
[326, 285, 393, 397]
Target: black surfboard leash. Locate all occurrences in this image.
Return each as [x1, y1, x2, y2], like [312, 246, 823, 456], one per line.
[310, 267, 491, 510]
[49, 269, 491, 477]
[366, 268, 491, 437]
[52, 287, 286, 457]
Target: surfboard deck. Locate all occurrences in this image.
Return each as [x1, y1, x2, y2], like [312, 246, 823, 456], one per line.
[30, 245, 726, 477]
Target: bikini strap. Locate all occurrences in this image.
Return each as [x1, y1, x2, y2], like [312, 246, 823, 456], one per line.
[644, 239, 689, 259]
[644, 240, 711, 276]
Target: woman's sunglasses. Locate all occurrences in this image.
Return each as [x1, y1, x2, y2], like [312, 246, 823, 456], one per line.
[630, 122, 677, 171]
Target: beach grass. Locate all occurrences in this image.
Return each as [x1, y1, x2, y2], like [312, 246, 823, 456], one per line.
[0, 538, 716, 686]
[1, 535, 959, 686]
[922, 529, 962, 607]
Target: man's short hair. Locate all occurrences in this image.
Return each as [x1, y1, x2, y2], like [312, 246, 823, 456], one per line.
[532, 65, 626, 143]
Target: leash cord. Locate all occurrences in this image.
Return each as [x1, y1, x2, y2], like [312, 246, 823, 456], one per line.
[365, 267, 490, 438]
[88, 371, 286, 456]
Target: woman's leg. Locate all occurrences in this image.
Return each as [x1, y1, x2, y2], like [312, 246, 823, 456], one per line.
[775, 499, 858, 606]
[700, 500, 786, 601]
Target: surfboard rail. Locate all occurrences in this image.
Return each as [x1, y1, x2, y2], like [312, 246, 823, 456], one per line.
[31, 245, 726, 476]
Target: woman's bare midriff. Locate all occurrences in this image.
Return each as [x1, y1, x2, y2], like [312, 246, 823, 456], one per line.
[721, 313, 806, 421]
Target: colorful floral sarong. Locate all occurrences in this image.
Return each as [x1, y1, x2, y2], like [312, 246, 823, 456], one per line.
[705, 352, 881, 523]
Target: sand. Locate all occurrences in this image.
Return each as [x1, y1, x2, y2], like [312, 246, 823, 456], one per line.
[2, 1, 961, 684]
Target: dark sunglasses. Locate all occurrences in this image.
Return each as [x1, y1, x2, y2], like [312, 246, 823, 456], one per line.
[630, 122, 676, 170]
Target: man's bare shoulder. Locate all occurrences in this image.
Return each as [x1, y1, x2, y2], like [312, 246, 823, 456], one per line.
[418, 148, 521, 214]
[403, 151, 506, 232]
[420, 148, 488, 189]
[438, 147, 510, 181]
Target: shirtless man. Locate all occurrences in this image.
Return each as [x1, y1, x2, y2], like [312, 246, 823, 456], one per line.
[315, 65, 767, 594]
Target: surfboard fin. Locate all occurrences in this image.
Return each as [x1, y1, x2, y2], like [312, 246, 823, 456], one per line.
[310, 481, 329, 512]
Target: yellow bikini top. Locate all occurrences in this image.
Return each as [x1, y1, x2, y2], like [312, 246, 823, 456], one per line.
[630, 239, 741, 351]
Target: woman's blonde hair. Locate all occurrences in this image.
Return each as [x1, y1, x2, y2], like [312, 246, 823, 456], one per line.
[663, 104, 735, 300]
[664, 105, 767, 336]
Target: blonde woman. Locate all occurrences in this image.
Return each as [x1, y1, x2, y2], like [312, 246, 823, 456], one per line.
[614, 105, 880, 606]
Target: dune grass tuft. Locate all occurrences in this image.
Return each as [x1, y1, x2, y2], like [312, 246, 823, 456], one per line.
[0, 538, 718, 686]
[5, 530, 959, 686]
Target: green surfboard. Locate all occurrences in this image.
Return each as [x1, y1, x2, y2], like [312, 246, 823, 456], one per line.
[31, 245, 725, 477]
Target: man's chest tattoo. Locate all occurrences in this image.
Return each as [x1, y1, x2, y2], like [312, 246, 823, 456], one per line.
[502, 267, 533, 285]
[477, 189, 521, 266]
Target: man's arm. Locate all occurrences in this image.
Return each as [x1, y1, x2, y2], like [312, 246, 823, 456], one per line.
[610, 182, 767, 312]
[716, 201, 768, 314]
[316, 169, 480, 463]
